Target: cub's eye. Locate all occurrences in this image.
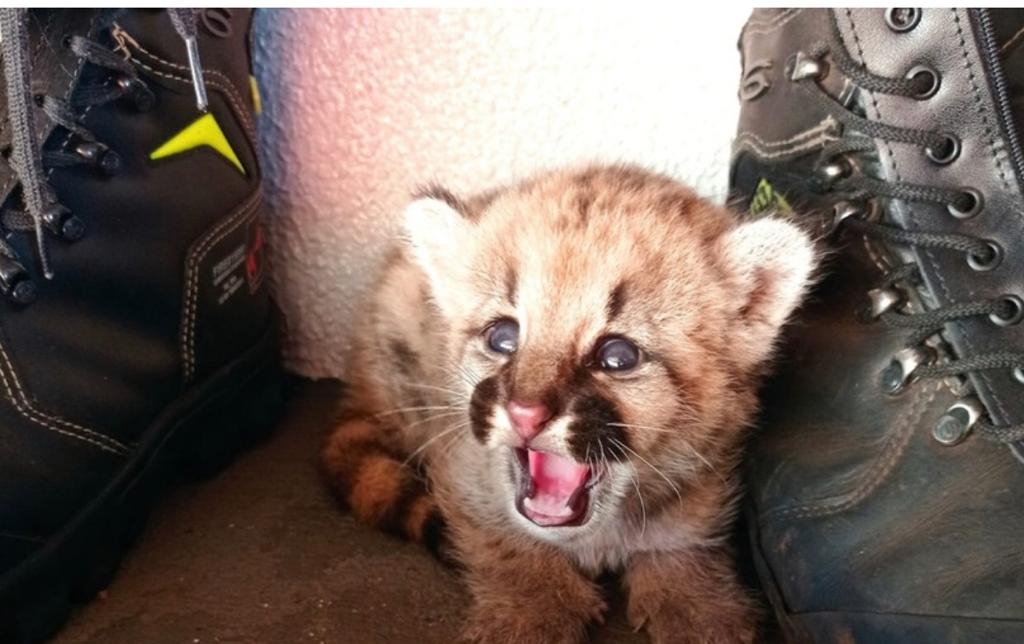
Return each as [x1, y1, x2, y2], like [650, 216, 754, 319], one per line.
[485, 319, 519, 355]
[596, 337, 641, 371]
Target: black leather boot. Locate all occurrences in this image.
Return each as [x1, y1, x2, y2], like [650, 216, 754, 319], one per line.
[0, 9, 283, 642]
[731, 8, 1024, 643]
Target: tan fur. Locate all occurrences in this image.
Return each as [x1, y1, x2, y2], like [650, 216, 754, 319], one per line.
[625, 547, 761, 644]
[349, 457, 404, 522]
[322, 164, 817, 643]
[404, 494, 435, 542]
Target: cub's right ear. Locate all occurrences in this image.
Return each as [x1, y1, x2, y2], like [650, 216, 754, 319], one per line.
[716, 216, 819, 367]
[402, 194, 472, 316]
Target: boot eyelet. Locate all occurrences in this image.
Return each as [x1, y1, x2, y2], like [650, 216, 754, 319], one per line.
[925, 134, 960, 164]
[864, 287, 904, 319]
[830, 199, 867, 235]
[787, 52, 828, 82]
[1013, 366, 1024, 385]
[0, 255, 36, 305]
[925, 134, 960, 165]
[60, 215, 85, 241]
[932, 397, 983, 446]
[10, 280, 37, 305]
[821, 159, 851, 181]
[880, 346, 933, 395]
[41, 206, 85, 242]
[947, 188, 983, 219]
[74, 141, 102, 161]
[989, 295, 1024, 327]
[967, 241, 1002, 272]
[98, 149, 122, 176]
[815, 158, 853, 193]
[116, 76, 156, 112]
[907, 64, 940, 99]
[885, 8, 921, 32]
[76, 141, 124, 176]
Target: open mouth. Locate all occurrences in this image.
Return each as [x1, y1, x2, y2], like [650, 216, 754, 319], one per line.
[512, 448, 599, 527]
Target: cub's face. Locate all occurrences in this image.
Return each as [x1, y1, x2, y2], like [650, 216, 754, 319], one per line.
[404, 166, 814, 541]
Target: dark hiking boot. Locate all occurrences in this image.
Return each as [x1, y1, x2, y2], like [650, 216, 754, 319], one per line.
[0, 9, 283, 642]
[731, 8, 1024, 643]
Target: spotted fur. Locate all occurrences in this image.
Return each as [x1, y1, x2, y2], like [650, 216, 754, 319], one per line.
[322, 164, 817, 643]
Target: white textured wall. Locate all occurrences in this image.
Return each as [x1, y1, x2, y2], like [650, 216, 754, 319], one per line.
[253, 7, 751, 379]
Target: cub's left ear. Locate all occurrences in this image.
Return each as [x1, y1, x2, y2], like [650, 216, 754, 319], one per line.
[401, 194, 473, 318]
[716, 217, 818, 365]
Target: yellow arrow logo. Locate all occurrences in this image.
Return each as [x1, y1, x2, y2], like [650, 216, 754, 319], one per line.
[149, 113, 245, 175]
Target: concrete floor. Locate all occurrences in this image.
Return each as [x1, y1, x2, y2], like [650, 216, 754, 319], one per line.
[52, 380, 647, 644]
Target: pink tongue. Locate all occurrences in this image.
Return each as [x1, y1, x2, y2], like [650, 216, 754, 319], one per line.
[524, 450, 590, 523]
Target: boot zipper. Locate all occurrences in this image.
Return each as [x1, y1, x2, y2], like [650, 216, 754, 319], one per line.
[973, 8, 1024, 194]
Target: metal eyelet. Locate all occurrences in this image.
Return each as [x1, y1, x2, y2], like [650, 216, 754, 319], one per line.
[829, 199, 866, 235]
[1013, 366, 1024, 385]
[946, 188, 983, 219]
[116, 76, 156, 112]
[880, 346, 933, 395]
[932, 396, 983, 446]
[865, 287, 904, 319]
[925, 134, 961, 165]
[0, 254, 36, 305]
[787, 52, 828, 82]
[814, 157, 853, 194]
[41, 205, 85, 242]
[989, 295, 1024, 327]
[966, 241, 1003, 272]
[906, 64, 940, 100]
[885, 8, 921, 32]
[74, 141, 123, 177]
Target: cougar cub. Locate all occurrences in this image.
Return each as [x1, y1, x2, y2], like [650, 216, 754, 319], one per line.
[323, 164, 816, 643]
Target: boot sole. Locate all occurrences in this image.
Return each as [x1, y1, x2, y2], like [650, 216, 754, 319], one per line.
[0, 321, 285, 643]
[746, 501, 1024, 642]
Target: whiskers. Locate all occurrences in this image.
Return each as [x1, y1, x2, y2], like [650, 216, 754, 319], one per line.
[375, 371, 482, 469]
[605, 421, 716, 474]
[402, 418, 471, 467]
[592, 436, 647, 537]
[630, 466, 648, 537]
[374, 404, 462, 419]
[671, 441, 717, 475]
[371, 376, 473, 428]
[400, 381, 469, 400]
[454, 362, 483, 393]
[606, 435, 683, 505]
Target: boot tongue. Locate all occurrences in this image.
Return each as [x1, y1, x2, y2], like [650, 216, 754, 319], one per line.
[524, 449, 590, 524]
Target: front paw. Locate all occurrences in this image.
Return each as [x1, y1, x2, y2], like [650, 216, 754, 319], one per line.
[461, 596, 607, 644]
[627, 592, 759, 644]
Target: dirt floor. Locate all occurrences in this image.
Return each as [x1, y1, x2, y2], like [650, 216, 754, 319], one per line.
[52, 379, 647, 644]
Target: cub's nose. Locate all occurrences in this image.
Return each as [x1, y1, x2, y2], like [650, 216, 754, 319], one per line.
[506, 401, 552, 441]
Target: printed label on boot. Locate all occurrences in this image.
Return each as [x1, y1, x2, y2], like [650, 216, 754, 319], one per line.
[212, 243, 247, 305]
[210, 218, 266, 306]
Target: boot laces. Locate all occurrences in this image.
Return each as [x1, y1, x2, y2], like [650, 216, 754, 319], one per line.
[789, 20, 1024, 444]
[0, 8, 207, 282]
